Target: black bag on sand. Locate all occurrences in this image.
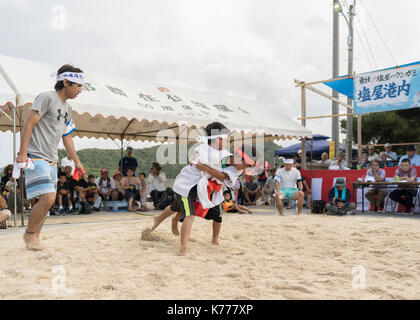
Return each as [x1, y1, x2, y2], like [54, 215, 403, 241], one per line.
[158, 187, 175, 210]
[79, 201, 92, 214]
[311, 200, 327, 214]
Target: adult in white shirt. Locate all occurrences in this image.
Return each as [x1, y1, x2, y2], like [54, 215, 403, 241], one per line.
[61, 156, 75, 175]
[274, 159, 304, 215]
[329, 152, 348, 170]
[148, 162, 167, 209]
[95, 168, 118, 201]
[367, 146, 381, 162]
[383, 143, 398, 162]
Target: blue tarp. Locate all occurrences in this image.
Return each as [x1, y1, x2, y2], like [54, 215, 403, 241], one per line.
[274, 134, 345, 158]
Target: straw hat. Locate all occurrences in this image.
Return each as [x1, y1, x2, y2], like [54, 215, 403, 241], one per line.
[112, 170, 122, 179]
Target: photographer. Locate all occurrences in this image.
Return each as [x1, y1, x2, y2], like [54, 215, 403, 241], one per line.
[147, 162, 166, 209]
[325, 177, 355, 215]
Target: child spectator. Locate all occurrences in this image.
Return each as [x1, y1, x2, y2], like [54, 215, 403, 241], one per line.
[87, 175, 101, 211]
[138, 172, 149, 211]
[222, 190, 252, 214]
[56, 173, 73, 214]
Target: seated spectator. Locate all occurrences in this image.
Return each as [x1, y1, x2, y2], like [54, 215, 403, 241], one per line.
[274, 163, 279, 172]
[263, 169, 276, 205]
[138, 172, 149, 211]
[0, 194, 11, 229]
[301, 177, 312, 209]
[364, 160, 387, 212]
[274, 159, 304, 215]
[60, 156, 75, 175]
[64, 165, 78, 206]
[222, 190, 252, 214]
[118, 146, 138, 177]
[4, 176, 16, 198]
[56, 173, 73, 214]
[75, 173, 100, 212]
[120, 168, 140, 212]
[383, 143, 398, 162]
[96, 168, 118, 201]
[243, 175, 262, 206]
[85, 174, 101, 211]
[318, 152, 331, 167]
[147, 162, 167, 209]
[379, 152, 395, 168]
[325, 177, 355, 215]
[1, 164, 13, 193]
[367, 145, 381, 162]
[257, 160, 271, 186]
[398, 145, 420, 167]
[329, 151, 348, 170]
[357, 152, 370, 169]
[390, 159, 418, 213]
[112, 171, 125, 200]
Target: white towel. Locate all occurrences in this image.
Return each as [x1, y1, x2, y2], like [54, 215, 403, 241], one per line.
[13, 159, 35, 179]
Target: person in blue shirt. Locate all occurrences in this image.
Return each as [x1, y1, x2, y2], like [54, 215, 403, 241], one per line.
[384, 143, 398, 162]
[398, 145, 420, 167]
[118, 146, 138, 176]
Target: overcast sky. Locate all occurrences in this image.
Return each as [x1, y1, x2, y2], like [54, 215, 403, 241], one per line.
[0, 0, 419, 167]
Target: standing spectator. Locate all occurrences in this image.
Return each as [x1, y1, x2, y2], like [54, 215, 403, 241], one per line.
[274, 159, 304, 215]
[243, 175, 262, 206]
[325, 177, 355, 215]
[379, 152, 395, 168]
[118, 146, 138, 177]
[367, 146, 381, 162]
[383, 143, 398, 162]
[1, 165, 13, 193]
[96, 168, 118, 201]
[357, 152, 370, 169]
[318, 152, 331, 167]
[364, 160, 387, 212]
[390, 159, 418, 213]
[148, 162, 167, 209]
[398, 145, 420, 167]
[274, 163, 279, 172]
[329, 151, 348, 170]
[120, 168, 140, 212]
[0, 194, 11, 229]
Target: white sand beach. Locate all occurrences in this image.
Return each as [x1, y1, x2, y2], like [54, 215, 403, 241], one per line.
[1, 212, 420, 300]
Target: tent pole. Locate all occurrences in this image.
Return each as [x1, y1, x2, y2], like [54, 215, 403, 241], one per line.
[120, 136, 124, 173]
[13, 104, 17, 228]
[19, 102, 24, 227]
[357, 114, 362, 159]
[301, 85, 307, 170]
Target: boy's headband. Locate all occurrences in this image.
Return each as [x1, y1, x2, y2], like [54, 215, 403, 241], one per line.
[234, 147, 255, 166]
[195, 134, 229, 143]
[54, 72, 85, 85]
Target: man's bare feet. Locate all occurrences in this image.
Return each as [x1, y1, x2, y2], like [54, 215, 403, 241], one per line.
[171, 217, 180, 236]
[177, 248, 191, 256]
[151, 215, 160, 232]
[211, 239, 220, 245]
[23, 232, 42, 251]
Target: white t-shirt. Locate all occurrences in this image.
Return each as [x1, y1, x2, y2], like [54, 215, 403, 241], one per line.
[95, 177, 116, 194]
[274, 167, 301, 189]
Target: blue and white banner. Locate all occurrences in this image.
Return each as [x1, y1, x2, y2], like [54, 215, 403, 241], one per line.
[354, 63, 420, 114]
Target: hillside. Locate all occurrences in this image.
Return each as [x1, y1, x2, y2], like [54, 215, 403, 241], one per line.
[58, 141, 282, 178]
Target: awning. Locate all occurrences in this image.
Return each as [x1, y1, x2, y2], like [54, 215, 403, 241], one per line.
[0, 55, 312, 142]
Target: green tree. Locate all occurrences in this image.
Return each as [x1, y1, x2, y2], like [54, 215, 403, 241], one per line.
[340, 108, 420, 154]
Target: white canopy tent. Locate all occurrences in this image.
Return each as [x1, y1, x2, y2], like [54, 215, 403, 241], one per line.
[0, 55, 312, 227]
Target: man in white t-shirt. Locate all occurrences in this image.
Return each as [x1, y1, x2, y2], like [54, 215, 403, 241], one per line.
[274, 159, 304, 215]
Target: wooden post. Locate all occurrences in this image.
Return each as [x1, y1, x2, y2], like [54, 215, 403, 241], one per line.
[301, 85, 307, 169]
[357, 114, 362, 159]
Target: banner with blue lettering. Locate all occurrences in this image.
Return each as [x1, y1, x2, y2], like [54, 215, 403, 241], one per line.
[354, 63, 420, 114]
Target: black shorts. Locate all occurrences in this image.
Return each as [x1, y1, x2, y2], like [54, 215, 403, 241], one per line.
[170, 186, 198, 221]
[204, 205, 223, 223]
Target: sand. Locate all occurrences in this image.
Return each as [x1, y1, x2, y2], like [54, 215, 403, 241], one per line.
[1, 213, 420, 300]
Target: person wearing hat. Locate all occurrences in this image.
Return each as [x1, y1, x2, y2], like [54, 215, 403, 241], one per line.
[367, 146, 381, 163]
[112, 170, 125, 201]
[325, 177, 355, 215]
[95, 168, 118, 201]
[274, 158, 305, 215]
[398, 145, 420, 167]
[383, 143, 398, 162]
[118, 146, 138, 177]
[147, 162, 167, 209]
